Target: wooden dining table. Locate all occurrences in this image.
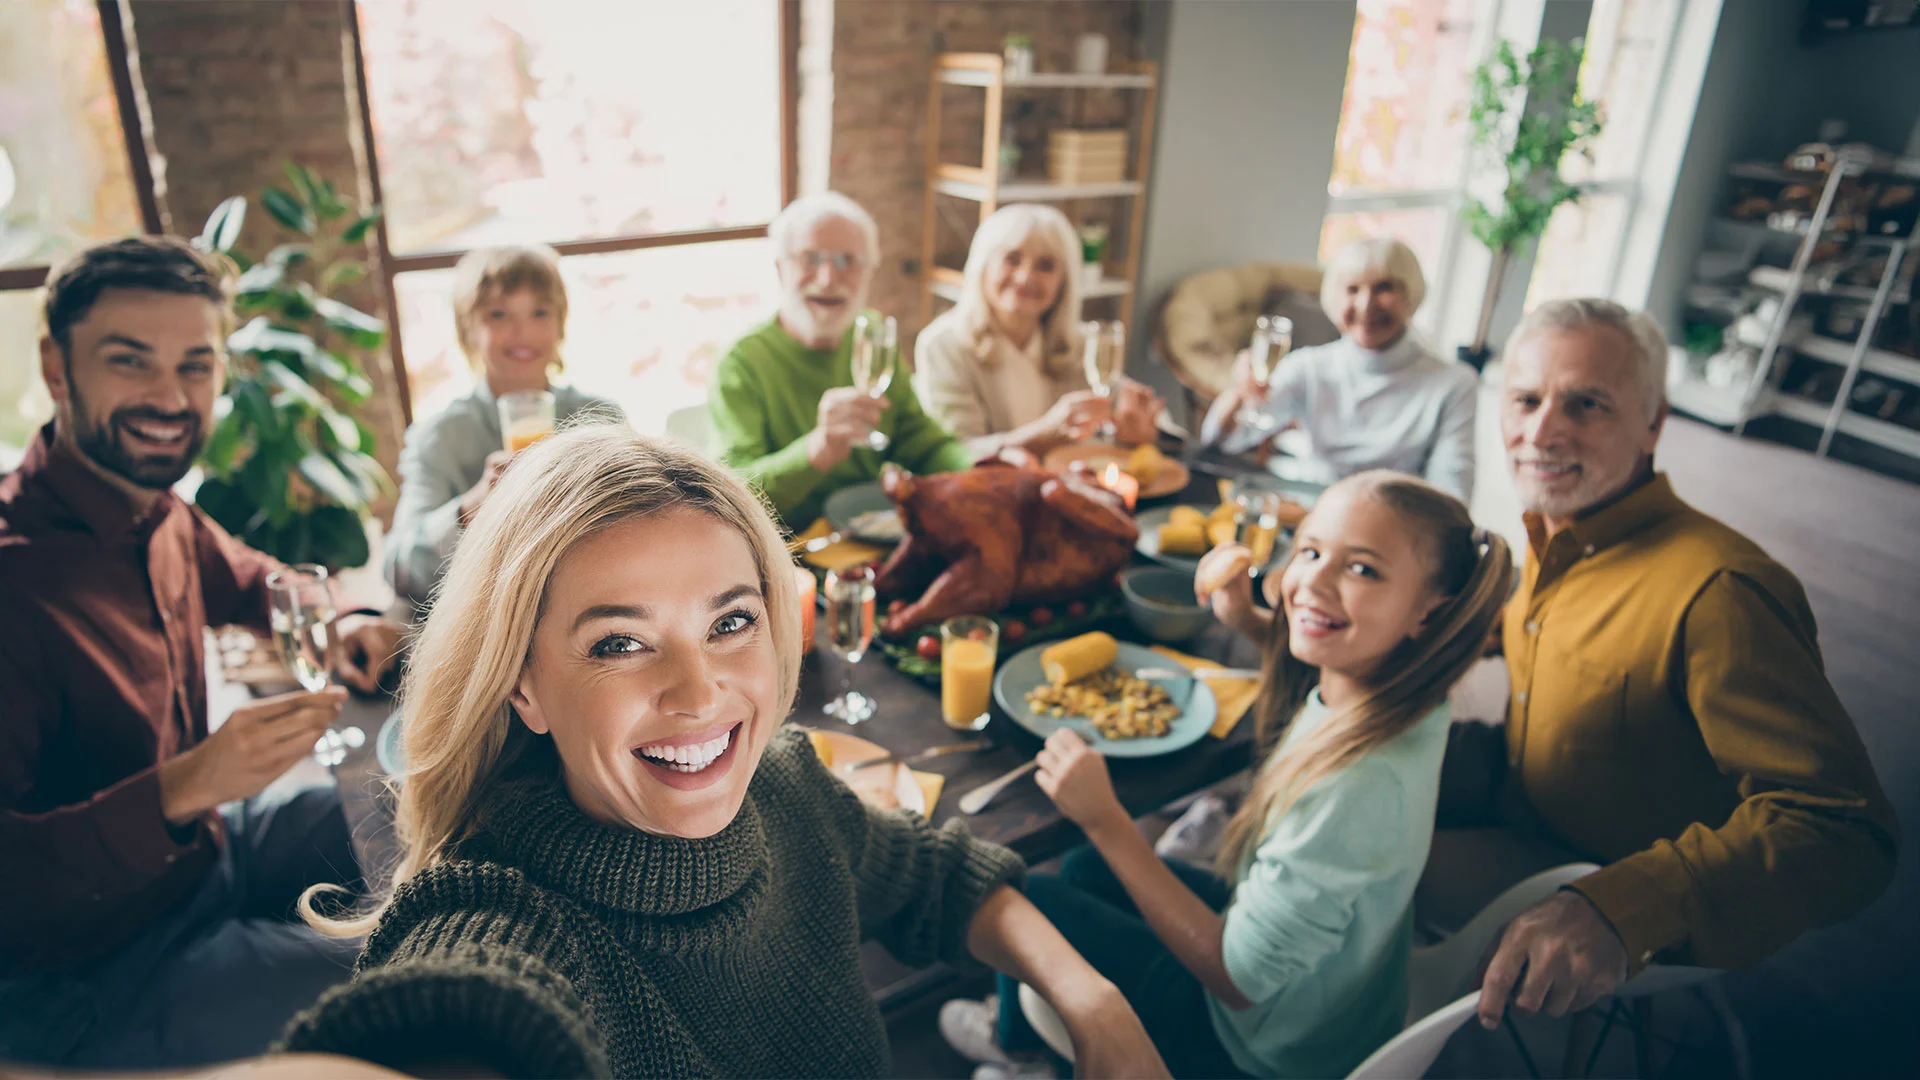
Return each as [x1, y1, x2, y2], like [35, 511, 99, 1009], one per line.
[321, 448, 1272, 1007]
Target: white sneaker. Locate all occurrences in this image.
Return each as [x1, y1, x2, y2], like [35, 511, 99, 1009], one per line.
[940, 995, 1012, 1065]
[1154, 792, 1233, 864]
[973, 1061, 1059, 1080]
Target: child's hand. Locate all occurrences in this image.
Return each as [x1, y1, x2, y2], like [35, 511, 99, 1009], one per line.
[1035, 729, 1126, 833]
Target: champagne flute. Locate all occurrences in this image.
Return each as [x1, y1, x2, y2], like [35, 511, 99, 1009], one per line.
[851, 314, 898, 451]
[821, 565, 877, 724]
[266, 565, 365, 766]
[1236, 315, 1293, 434]
[1081, 319, 1126, 442]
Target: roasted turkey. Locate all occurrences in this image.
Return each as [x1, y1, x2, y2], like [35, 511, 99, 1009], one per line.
[874, 454, 1138, 635]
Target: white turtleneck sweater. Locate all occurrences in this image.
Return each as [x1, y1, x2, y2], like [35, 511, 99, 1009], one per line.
[1199, 334, 1479, 502]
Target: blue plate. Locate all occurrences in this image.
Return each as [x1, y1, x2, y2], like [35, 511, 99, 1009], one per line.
[992, 641, 1217, 758]
[376, 709, 405, 776]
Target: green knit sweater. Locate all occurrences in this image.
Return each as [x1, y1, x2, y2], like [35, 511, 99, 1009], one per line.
[279, 727, 1024, 1078]
[708, 313, 977, 529]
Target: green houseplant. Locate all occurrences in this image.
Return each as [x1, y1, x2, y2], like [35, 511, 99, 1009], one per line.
[191, 162, 391, 569]
[1459, 37, 1603, 368]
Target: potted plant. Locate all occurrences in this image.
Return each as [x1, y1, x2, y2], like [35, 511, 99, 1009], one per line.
[1003, 32, 1035, 79]
[191, 162, 392, 569]
[1458, 37, 1603, 370]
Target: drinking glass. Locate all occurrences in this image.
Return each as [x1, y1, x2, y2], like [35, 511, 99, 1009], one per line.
[821, 565, 877, 724]
[266, 564, 365, 766]
[498, 389, 556, 453]
[851, 313, 898, 451]
[1081, 319, 1126, 440]
[1230, 485, 1285, 568]
[940, 616, 998, 732]
[1235, 315, 1293, 435]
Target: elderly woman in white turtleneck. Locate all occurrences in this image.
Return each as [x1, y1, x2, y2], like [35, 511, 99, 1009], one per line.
[915, 204, 1161, 457]
[1200, 237, 1478, 502]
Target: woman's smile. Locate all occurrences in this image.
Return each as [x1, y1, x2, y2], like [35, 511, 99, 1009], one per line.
[633, 719, 744, 789]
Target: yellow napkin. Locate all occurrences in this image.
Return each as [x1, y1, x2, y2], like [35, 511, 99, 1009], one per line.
[1150, 645, 1260, 739]
[791, 517, 887, 571]
[913, 771, 946, 812]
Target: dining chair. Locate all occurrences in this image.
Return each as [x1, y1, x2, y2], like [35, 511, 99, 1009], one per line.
[1016, 982, 1487, 1080]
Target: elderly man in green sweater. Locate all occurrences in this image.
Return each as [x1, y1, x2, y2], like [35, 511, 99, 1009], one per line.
[710, 192, 975, 529]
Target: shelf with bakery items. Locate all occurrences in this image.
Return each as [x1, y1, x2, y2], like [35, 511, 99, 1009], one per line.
[1683, 141, 1920, 473]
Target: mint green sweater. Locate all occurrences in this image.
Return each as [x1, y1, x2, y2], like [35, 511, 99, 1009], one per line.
[1212, 692, 1452, 1079]
[279, 728, 1024, 1077]
[708, 314, 976, 528]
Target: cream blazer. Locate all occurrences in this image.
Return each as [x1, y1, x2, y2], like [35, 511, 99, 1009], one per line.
[913, 309, 1086, 443]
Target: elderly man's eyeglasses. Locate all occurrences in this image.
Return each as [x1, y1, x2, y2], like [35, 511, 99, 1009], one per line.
[788, 250, 863, 272]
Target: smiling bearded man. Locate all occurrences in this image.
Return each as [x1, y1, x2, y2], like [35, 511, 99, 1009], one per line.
[707, 191, 975, 530]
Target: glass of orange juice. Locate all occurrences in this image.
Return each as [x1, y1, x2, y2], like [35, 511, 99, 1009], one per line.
[940, 616, 998, 732]
[498, 389, 556, 453]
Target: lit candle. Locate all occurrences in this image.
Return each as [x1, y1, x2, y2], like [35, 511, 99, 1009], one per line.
[794, 565, 817, 647]
[1100, 462, 1140, 511]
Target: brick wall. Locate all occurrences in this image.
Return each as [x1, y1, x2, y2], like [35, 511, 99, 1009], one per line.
[817, 1, 1146, 350]
[125, 0, 405, 482]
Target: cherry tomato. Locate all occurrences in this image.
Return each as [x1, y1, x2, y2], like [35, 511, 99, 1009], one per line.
[1002, 619, 1028, 644]
[915, 635, 941, 661]
[1066, 600, 1088, 620]
[887, 599, 907, 617]
[967, 627, 991, 642]
[1029, 606, 1054, 628]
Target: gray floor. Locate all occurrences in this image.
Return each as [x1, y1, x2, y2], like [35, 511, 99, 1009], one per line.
[884, 415, 1920, 1078]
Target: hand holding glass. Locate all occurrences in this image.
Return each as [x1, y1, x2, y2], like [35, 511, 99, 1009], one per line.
[1235, 316, 1293, 435]
[266, 565, 365, 766]
[851, 314, 898, 451]
[822, 566, 877, 724]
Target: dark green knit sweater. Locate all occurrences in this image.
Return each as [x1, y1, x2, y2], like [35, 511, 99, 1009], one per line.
[279, 726, 1024, 1078]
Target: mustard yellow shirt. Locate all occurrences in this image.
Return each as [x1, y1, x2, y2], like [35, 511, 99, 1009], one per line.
[1504, 474, 1897, 972]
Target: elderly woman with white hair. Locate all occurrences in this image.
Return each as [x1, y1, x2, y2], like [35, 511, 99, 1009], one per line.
[277, 427, 1168, 1079]
[1200, 237, 1478, 502]
[709, 192, 973, 530]
[914, 204, 1162, 456]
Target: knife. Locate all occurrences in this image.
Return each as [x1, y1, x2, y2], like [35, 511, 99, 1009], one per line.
[847, 738, 993, 772]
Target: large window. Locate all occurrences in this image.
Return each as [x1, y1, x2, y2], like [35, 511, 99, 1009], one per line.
[1525, 0, 1683, 304]
[355, 0, 788, 432]
[0, 0, 149, 457]
[1318, 0, 1491, 324]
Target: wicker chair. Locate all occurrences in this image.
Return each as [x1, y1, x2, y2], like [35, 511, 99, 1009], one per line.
[1151, 261, 1342, 421]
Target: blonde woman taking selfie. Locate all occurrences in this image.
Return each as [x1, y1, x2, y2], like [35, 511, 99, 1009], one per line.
[279, 427, 1165, 1079]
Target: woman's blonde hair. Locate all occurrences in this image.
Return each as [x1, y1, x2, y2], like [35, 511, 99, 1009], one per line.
[1319, 237, 1427, 324]
[954, 203, 1084, 379]
[1215, 470, 1510, 875]
[301, 426, 803, 936]
[451, 243, 570, 368]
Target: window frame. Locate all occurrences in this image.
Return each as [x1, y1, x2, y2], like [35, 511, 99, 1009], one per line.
[1319, 0, 1507, 335]
[347, 0, 801, 425]
[0, 0, 164, 293]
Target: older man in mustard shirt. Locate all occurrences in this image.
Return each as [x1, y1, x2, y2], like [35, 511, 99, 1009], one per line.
[1436, 299, 1897, 1031]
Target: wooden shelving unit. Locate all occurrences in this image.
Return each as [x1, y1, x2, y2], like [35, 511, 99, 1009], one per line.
[918, 52, 1158, 327]
[1675, 149, 1920, 468]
